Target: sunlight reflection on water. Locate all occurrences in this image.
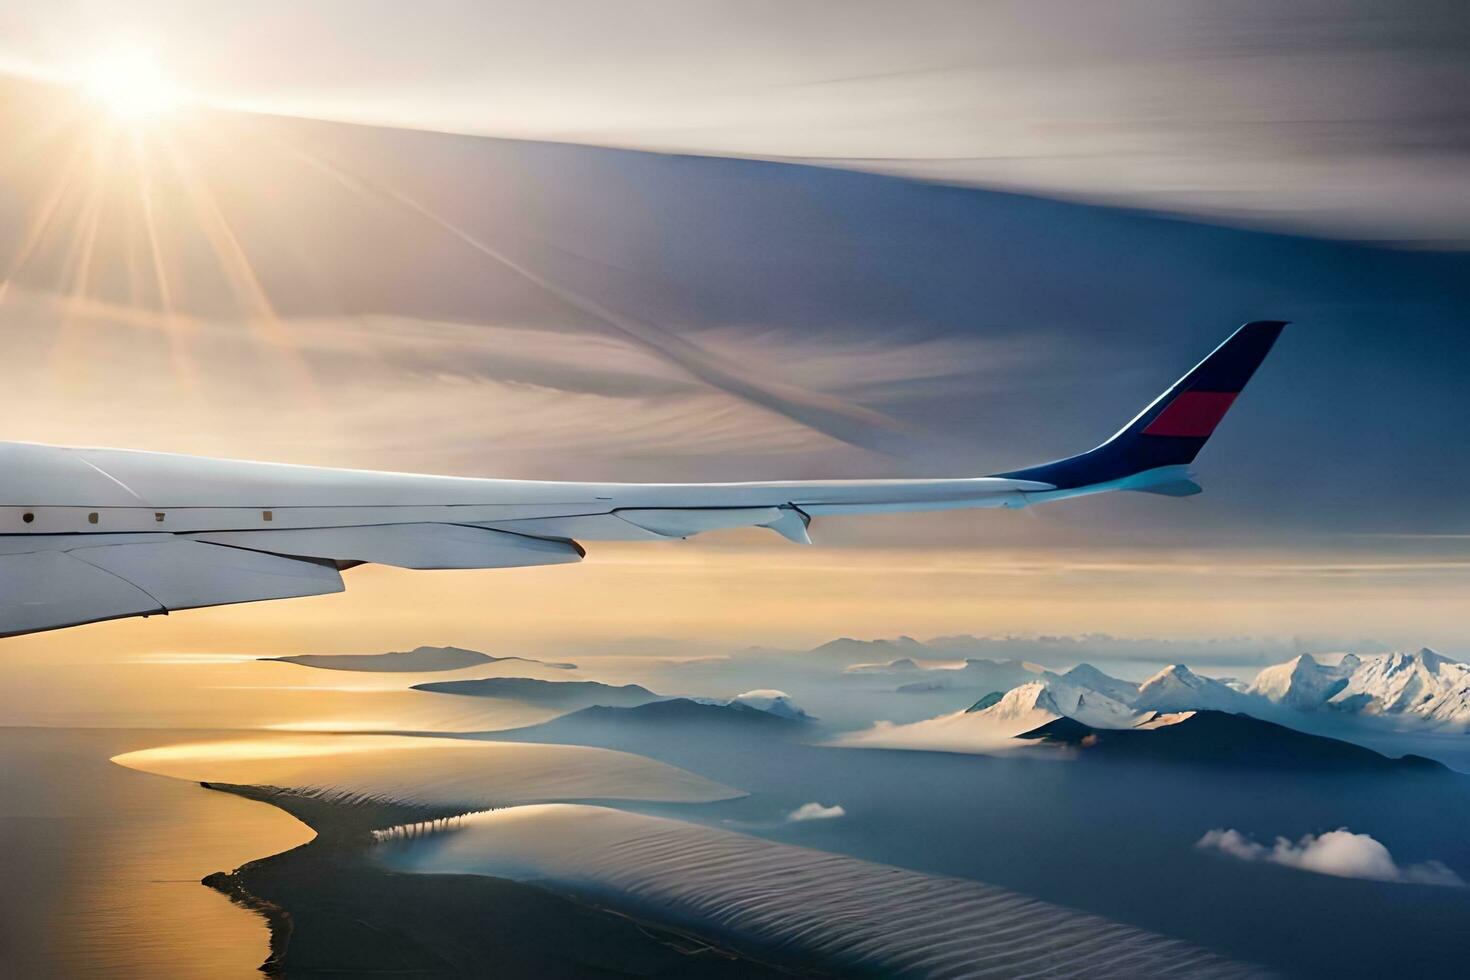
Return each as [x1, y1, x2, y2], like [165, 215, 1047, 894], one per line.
[0, 728, 314, 979]
[0, 653, 587, 732]
[113, 732, 740, 808]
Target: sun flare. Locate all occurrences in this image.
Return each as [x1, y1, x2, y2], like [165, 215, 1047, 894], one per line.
[79, 51, 181, 123]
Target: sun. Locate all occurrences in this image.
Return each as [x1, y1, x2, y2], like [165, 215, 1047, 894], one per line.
[79, 51, 181, 123]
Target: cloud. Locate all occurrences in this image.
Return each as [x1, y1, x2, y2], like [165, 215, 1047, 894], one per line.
[14, 0, 1470, 240]
[831, 712, 1033, 755]
[787, 802, 846, 822]
[1197, 828, 1464, 888]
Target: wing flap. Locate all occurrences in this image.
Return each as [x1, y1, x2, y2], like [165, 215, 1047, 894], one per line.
[70, 540, 343, 613]
[480, 514, 670, 542]
[615, 507, 785, 537]
[485, 506, 815, 543]
[0, 550, 162, 637]
[191, 523, 583, 569]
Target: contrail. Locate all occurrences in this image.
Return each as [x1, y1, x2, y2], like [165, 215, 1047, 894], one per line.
[279, 136, 910, 455]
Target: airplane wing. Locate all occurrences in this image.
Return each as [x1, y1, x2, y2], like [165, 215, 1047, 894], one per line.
[0, 321, 1285, 637]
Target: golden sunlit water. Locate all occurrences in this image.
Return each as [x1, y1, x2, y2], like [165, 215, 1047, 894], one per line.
[114, 731, 740, 807]
[0, 728, 314, 978]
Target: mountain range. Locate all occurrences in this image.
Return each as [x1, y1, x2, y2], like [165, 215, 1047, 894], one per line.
[1323, 649, 1470, 725]
[1233, 648, 1470, 729]
[895, 647, 1470, 731]
[834, 647, 1470, 757]
[412, 676, 815, 724]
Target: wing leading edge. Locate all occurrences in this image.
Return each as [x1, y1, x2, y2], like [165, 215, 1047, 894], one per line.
[0, 322, 1285, 637]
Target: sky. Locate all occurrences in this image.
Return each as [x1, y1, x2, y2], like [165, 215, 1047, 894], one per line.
[0, 5, 1467, 662]
[2, 0, 1469, 243]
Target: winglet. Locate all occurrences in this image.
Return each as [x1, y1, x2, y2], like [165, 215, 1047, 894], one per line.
[997, 321, 1286, 492]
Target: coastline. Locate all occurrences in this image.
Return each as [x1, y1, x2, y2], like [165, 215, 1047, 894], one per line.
[197, 783, 821, 978]
[0, 727, 316, 978]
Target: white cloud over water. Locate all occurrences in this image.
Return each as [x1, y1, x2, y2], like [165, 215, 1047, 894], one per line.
[788, 802, 846, 822]
[1197, 828, 1464, 888]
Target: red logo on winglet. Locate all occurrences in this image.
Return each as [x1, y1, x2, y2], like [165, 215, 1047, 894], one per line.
[1142, 391, 1238, 438]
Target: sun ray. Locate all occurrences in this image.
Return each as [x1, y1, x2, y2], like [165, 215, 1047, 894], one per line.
[46, 129, 115, 387]
[0, 129, 93, 307]
[131, 130, 197, 390]
[157, 131, 319, 404]
[0, 59, 333, 407]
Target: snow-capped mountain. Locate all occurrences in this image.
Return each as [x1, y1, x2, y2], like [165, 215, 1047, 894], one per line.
[967, 682, 1067, 727]
[1248, 653, 1360, 710]
[834, 682, 1065, 752]
[847, 644, 1470, 741]
[999, 678, 1143, 729]
[1068, 690, 1146, 728]
[1136, 664, 1250, 713]
[835, 679, 1143, 754]
[805, 634, 1470, 730]
[1130, 649, 1470, 729]
[1051, 664, 1140, 706]
[1325, 649, 1470, 727]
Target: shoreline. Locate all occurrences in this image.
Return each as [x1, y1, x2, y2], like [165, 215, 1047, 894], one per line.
[197, 782, 825, 978]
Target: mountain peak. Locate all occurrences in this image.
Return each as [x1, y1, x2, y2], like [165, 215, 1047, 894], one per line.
[1415, 647, 1449, 668]
[1249, 652, 1355, 710]
[1137, 664, 1244, 712]
[968, 679, 1140, 730]
[1059, 664, 1140, 705]
[968, 682, 1062, 720]
[1142, 663, 1200, 687]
